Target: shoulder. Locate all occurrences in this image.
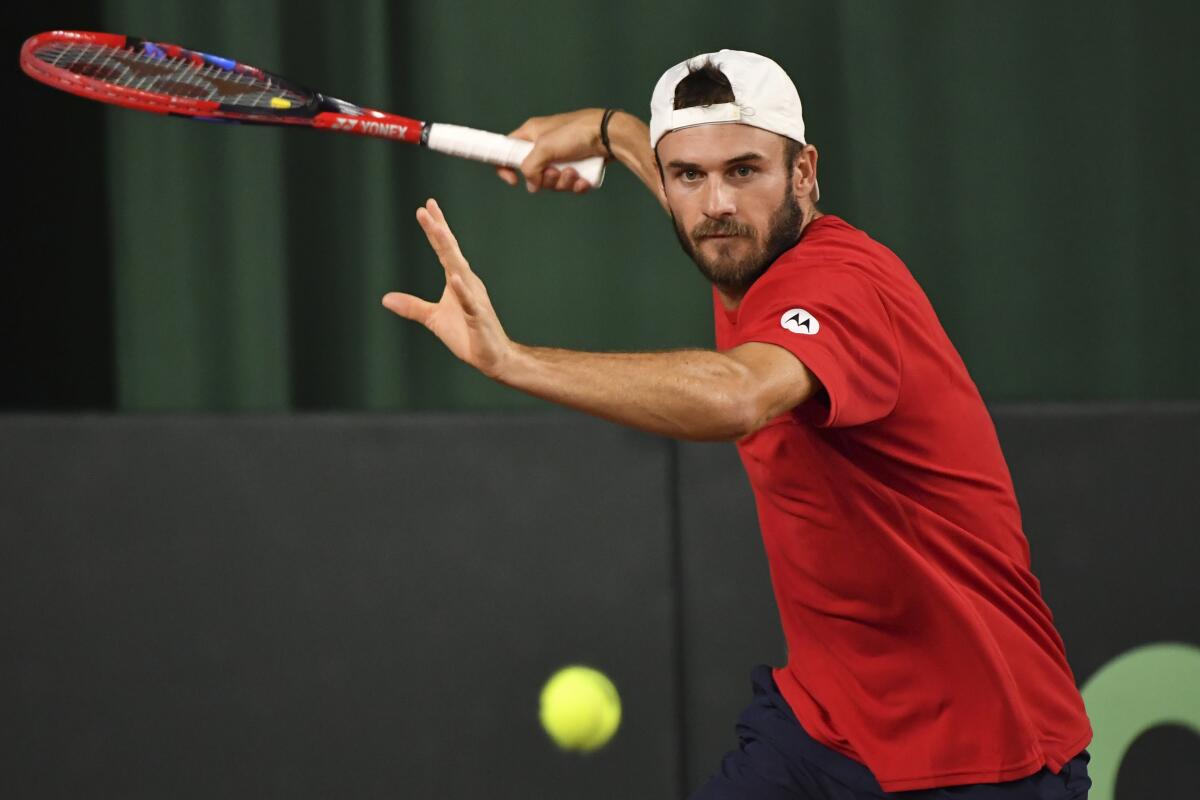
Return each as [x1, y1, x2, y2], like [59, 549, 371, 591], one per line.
[744, 254, 878, 310]
[760, 216, 910, 294]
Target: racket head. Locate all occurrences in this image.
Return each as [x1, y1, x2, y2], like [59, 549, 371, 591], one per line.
[20, 30, 320, 122]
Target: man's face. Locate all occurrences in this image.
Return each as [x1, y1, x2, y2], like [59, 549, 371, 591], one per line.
[658, 124, 803, 295]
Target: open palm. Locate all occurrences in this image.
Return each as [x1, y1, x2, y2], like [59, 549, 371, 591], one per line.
[382, 199, 511, 378]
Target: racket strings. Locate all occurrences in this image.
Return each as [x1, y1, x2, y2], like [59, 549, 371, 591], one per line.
[32, 41, 310, 109]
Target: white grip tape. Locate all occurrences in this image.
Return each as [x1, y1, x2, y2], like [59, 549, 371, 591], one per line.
[425, 123, 606, 188]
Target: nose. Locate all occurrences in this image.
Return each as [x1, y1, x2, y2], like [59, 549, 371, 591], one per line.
[701, 177, 736, 219]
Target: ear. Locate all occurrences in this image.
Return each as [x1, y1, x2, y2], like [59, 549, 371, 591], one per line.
[794, 144, 819, 203]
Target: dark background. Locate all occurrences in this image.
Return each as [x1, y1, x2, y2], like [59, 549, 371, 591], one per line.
[6, 0, 1198, 411]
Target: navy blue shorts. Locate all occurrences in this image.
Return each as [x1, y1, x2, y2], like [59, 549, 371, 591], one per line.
[690, 665, 1091, 799]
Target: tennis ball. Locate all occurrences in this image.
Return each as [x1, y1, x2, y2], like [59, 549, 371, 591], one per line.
[539, 665, 621, 752]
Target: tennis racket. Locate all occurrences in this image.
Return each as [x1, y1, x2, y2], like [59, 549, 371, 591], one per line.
[20, 30, 606, 187]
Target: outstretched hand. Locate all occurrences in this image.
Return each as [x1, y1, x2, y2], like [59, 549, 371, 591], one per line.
[382, 199, 512, 379]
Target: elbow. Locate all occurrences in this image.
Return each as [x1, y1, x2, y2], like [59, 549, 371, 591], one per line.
[709, 383, 772, 442]
[702, 350, 819, 441]
[714, 365, 817, 441]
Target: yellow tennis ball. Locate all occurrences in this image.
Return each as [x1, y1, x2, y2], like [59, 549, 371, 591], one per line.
[539, 665, 621, 752]
[270, 97, 292, 109]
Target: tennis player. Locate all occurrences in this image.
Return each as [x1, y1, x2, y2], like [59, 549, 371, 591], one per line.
[383, 50, 1093, 799]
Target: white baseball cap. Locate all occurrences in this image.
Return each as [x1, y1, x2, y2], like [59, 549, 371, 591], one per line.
[650, 49, 818, 201]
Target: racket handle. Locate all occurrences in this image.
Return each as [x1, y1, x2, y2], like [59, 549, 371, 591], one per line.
[425, 123, 606, 188]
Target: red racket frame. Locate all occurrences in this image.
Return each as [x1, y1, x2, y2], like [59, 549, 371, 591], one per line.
[20, 30, 425, 144]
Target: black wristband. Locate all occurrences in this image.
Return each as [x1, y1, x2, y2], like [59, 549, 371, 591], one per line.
[600, 108, 618, 160]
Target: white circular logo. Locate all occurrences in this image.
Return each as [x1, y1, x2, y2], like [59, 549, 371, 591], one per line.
[780, 308, 818, 335]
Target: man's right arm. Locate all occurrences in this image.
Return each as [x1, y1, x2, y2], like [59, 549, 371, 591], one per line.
[495, 108, 668, 212]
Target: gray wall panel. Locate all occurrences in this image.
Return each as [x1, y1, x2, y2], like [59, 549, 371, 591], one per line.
[2, 407, 1196, 798]
[1, 416, 678, 799]
[993, 406, 1200, 680]
[675, 441, 782, 790]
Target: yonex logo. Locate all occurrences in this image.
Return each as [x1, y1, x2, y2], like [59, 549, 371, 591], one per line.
[331, 117, 407, 139]
[780, 308, 818, 335]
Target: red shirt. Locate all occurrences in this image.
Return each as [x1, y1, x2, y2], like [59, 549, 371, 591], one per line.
[713, 215, 1092, 792]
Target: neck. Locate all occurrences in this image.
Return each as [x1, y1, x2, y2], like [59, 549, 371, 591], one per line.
[716, 205, 824, 310]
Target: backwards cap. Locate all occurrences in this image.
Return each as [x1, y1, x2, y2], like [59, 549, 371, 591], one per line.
[649, 49, 818, 201]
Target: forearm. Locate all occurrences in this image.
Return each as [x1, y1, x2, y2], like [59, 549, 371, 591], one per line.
[605, 111, 668, 213]
[494, 344, 757, 441]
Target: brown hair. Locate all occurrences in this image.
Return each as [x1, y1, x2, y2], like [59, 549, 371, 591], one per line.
[671, 59, 802, 168]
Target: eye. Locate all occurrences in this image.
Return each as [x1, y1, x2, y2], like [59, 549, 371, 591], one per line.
[732, 165, 756, 178]
[680, 169, 702, 182]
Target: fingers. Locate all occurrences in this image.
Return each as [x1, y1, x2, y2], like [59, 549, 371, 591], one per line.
[497, 123, 532, 185]
[500, 164, 591, 193]
[518, 123, 593, 191]
[522, 159, 592, 194]
[415, 199, 472, 278]
[519, 136, 571, 190]
[423, 196, 448, 226]
[506, 119, 550, 191]
[519, 143, 549, 192]
[536, 166, 560, 192]
[552, 167, 578, 191]
[447, 273, 478, 316]
[381, 292, 436, 325]
[496, 166, 519, 186]
[386, 199, 481, 324]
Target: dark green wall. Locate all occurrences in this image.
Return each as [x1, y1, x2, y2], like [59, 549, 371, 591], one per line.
[10, 1, 1197, 410]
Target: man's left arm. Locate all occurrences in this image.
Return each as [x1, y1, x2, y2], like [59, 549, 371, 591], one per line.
[494, 340, 818, 441]
[382, 199, 819, 441]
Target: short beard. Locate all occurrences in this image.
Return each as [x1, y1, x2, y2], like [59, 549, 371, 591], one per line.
[672, 181, 804, 295]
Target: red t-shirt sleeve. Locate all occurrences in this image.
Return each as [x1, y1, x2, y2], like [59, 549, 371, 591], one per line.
[727, 265, 902, 428]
